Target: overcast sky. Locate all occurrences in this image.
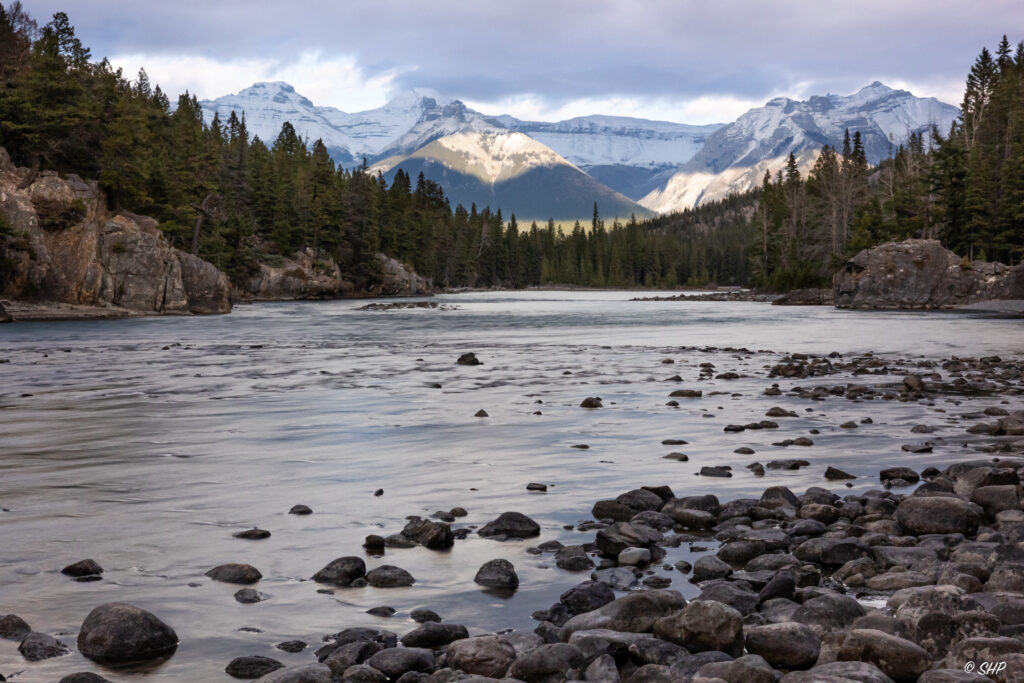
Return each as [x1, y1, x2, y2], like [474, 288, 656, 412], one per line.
[24, 0, 1024, 123]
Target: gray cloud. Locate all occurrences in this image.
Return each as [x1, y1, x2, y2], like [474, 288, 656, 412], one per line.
[25, 0, 1024, 108]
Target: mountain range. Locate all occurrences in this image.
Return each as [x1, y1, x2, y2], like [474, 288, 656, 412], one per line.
[200, 81, 959, 221]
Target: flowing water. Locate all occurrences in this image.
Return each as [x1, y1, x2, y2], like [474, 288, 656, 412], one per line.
[0, 291, 1021, 681]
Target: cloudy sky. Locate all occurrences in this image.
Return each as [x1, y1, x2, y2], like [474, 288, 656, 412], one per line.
[26, 0, 1024, 123]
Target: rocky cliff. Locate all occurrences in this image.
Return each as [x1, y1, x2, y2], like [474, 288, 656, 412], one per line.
[241, 249, 433, 300]
[834, 239, 1024, 309]
[0, 149, 232, 316]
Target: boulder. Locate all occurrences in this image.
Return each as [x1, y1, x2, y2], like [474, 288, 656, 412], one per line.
[474, 559, 519, 590]
[560, 590, 687, 639]
[780, 661, 895, 683]
[653, 600, 744, 656]
[0, 614, 31, 640]
[506, 643, 584, 683]
[254, 664, 334, 682]
[478, 511, 540, 538]
[57, 674, 112, 683]
[226, 655, 285, 679]
[366, 565, 415, 587]
[206, 563, 262, 584]
[401, 623, 469, 648]
[835, 629, 931, 682]
[744, 622, 820, 669]
[561, 580, 616, 615]
[896, 496, 980, 536]
[313, 557, 367, 586]
[446, 636, 517, 678]
[77, 602, 178, 663]
[365, 647, 434, 679]
[402, 518, 455, 549]
[18, 631, 70, 661]
[61, 558, 104, 578]
[834, 239, 1024, 309]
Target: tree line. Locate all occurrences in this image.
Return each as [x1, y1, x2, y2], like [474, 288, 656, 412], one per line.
[1, 6, 1021, 293]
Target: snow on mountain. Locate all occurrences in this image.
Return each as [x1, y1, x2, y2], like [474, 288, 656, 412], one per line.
[640, 82, 960, 212]
[503, 115, 723, 170]
[371, 100, 508, 161]
[199, 82, 448, 164]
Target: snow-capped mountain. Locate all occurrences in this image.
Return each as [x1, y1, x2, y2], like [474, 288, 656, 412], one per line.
[372, 100, 507, 161]
[199, 82, 449, 164]
[640, 82, 960, 212]
[372, 130, 654, 221]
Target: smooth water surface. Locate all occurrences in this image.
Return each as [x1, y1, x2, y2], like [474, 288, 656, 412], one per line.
[0, 291, 1021, 681]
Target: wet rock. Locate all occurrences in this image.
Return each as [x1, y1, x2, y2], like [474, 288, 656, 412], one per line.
[366, 565, 415, 587]
[700, 466, 732, 477]
[896, 496, 980, 536]
[697, 583, 759, 616]
[669, 651, 734, 681]
[323, 639, 384, 672]
[18, 631, 70, 661]
[766, 407, 798, 418]
[744, 622, 820, 669]
[456, 353, 482, 366]
[585, 653, 620, 682]
[253, 664, 334, 682]
[628, 638, 690, 667]
[560, 590, 687, 638]
[62, 559, 104, 578]
[234, 588, 266, 604]
[402, 518, 455, 549]
[692, 555, 733, 581]
[338, 664, 388, 682]
[561, 580, 616, 615]
[507, 643, 584, 683]
[226, 655, 285, 679]
[781, 661, 895, 683]
[57, 674, 112, 683]
[446, 635, 517, 677]
[206, 563, 263, 585]
[619, 547, 652, 565]
[835, 629, 931, 681]
[410, 608, 441, 624]
[289, 504, 312, 515]
[77, 602, 178, 663]
[234, 528, 272, 540]
[401, 622, 469, 648]
[670, 389, 703, 398]
[653, 599, 743, 656]
[474, 559, 519, 590]
[581, 397, 603, 408]
[824, 467, 856, 480]
[474, 409, 489, 417]
[275, 641, 307, 653]
[880, 467, 919, 484]
[313, 557, 366, 586]
[555, 545, 595, 571]
[760, 486, 800, 510]
[592, 566, 640, 590]
[596, 521, 663, 556]
[478, 511, 540, 538]
[366, 647, 434, 679]
[367, 606, 396, 617]
[697, 653, 778, 683]
[0, 614, 31, 640]
[527, 483, 548, 492]
[791, 594, 865, 637]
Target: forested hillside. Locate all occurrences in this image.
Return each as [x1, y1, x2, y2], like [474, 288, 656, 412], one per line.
[1, 4, 1021, 293]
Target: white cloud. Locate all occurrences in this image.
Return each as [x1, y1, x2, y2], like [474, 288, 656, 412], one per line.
[107, 51, 401, 112]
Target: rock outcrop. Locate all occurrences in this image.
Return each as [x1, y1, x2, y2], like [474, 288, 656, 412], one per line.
[0, 148, 231, 315]
[241, 250, 433, 300]
[834, 238, 1024, 309]
[773, 288, 834, 305]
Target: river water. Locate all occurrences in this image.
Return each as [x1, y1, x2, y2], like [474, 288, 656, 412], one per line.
[0, 291, 1021, 681]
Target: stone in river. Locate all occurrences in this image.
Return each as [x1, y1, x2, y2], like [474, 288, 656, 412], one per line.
[700, 466, 732, 477]
[411, 608, 441, 623]
[662, 439, 688, 445]
[58, 674, 112, 683]
[653, 600, 743, 656]
[456, 352, 482, 366]
[580, 397, 603, 408]
[766, 406, 798, 417]
[366, 606, 396, 617]
[478, 511, 540, 538]
[474, 559, 519, 589]
[275, 640, 307, 653]
[555, 545, 595, 571]
[206, 563, 263, 584]
[288, 504, 312, 515]
[62, 559, 104, 578]
[226, 655, 284, 679]
[880, 467, 920, 484]
[896, 496, 980, 536]
[723, 424, 746, 432]
[446, 635, 517, 678]
[400, 622, 469, 648]
[366, 647, 434, 679]
[402, 518, 454, 549]
[527, 482, 548, 492]
[825, 466, 856, 480]
[18, 632, 70, 661]
[313, 557, 366, 586]
[234, 528, 271, 540]
[234, 588, 267, 604]
[474, 409, 489, 417]
[0, 614, 31, 640]
[901, 442, 934, 453]
[77, 602, 178, 663]
[365, 565, 416, 587]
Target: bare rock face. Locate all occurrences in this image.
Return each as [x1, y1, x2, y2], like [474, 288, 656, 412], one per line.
[0, 151, 232, 315]
[834, 238, 1024, 309]
[244, 248, 349, 300]
[772, 288, 834, 305]
[374, 254, 433, 296]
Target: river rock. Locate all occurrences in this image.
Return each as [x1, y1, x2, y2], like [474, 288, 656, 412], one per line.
[234, 588, 266, 604]
[313, 556, 367, 586]
[474, 559, 519, 589]
[324, 640, 383, 672]
[835, 629, 931, 681]
[560, 590, 687, 638]
[556, 545, 595, 571]
[653, 600, 743, 656]
[289, 504, 312, 515]
[744, 622, 820, 669]
[234, 528, 272, 540]
[411, 608, 441, 624]
[366, 647, 434, 679]
[57, 674, 112, 683]
[561, 580, 616, 615]
[206, 563, 262, 584]
[401, 622, 469, 648]
[791, 594, 865, 637]
[585, 653, 620, 682]
[781, 661, 896, 683]
[77, 602, 178, 663]
[446, 636, 517, 677]
[507, 643, 584, 683]
[254, 664, 334, 682]
[457, 353, 482, 366]
[402, 518, 455, 549]
[18, 631, 70, 661]
[0, 614, 30, 640]
[896, 496, 980, 536]
[62, 558, 104, 578]
[364, 565, 415, 588]
[227, 655, 285, 679]
[478, 511, 540, 538]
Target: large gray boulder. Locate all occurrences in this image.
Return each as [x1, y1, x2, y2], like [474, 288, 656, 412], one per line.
[744, 622, 821, 669]
[834, 239, 1024, 309]
[77, 603, 178, 663]
[653, 600, 743, 656]
[559, 590, 687, 639]
[835, 629, 931, 682]
[896, 496, 980, 536]
[446, 636, 517, 678]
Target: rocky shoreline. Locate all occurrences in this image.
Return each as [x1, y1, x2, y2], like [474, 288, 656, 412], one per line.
[3, 350, 1024, 683]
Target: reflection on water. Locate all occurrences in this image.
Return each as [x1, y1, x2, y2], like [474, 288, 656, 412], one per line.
[0, 291, 1020, 680]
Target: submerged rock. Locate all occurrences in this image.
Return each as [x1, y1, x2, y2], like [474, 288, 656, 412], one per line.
[474, 559, 519, 590]
[77, 602, 178, 663]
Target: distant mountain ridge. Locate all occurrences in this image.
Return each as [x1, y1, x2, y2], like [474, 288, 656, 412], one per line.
[200, 80, 959, 219]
